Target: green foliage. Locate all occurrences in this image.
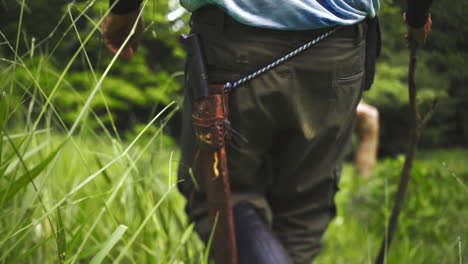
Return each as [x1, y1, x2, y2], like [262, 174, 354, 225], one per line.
[316, 150, 468, 263]
[2, 0, 187, 131]
[1, 0, 467, 263]
[0, 1, 195, 263]
[0, 132, 207, 263]
[363, 0, 468, 152]
[0, 140, 64, 202]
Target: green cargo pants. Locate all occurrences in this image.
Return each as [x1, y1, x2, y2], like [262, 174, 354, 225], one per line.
[178, 6, 367, 264]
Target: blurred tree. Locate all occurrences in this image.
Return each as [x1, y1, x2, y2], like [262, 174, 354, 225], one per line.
[2, 0, 466, 149]
[1, 0, 189, 134]
[426, 0, 468, 146]
[364, 0, 467, 155]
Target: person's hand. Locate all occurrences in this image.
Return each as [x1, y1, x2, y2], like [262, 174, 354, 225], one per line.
[404, 13, 432, 49]
[102, 8, 144, 59]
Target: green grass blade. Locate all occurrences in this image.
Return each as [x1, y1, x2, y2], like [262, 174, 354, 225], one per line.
[4, 141, 48, 176]
[203, 213, 219, 264]
[0, 92, 8, 166]
[0, 141, 65, 202]
[0, 150, 17, 180]
[60, 107, 178, 264]
[94, 155, 112, 185]
[56, 206, 67, 263]
[114, 185, 176, 263]
[10, 235, 53, 264]
[89, 225, 128, 264]
[169, 223, 195, 263]
[65, 226, 84, 258]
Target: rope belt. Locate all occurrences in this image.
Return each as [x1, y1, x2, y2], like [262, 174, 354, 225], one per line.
[223, 28, 338, 93]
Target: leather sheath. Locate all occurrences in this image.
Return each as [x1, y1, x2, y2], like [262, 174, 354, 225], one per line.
[192, 84, 237, 264]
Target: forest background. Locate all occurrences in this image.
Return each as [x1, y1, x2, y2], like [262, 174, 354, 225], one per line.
[0, 0, 467, 263]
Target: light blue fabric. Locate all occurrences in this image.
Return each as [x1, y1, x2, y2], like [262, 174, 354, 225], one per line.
[180, 0, 379, 30]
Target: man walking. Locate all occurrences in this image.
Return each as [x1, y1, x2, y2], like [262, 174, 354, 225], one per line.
[103, 1, 433, 263]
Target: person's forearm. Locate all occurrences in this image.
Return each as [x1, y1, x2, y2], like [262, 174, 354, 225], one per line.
[109, 0, 142, 14]
[406, 0, 434, 28]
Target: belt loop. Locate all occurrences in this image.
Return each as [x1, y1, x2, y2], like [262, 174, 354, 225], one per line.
[356, 20, 365, 44]
[214, 8, 225, 32]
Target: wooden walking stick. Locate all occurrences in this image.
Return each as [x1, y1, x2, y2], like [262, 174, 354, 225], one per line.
[375, 46, 437, 264]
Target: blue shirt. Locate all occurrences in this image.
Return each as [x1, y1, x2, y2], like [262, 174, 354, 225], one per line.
[180, 0, 380, 30]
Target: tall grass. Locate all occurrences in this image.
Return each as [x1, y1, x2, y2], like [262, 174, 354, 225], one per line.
[315, 152, 468, 264]
[0, 1, 205, 263]
[1, 1, 466, 264]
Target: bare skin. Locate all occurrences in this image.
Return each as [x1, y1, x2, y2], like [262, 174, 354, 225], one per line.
[102, 8, 144, 59]
[355, 102, 379, 177]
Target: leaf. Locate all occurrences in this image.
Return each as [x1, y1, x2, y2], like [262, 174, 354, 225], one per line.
[0, 141, 64, 202]
[169, 223, 195, 262]
[0, 93, 9, 166]
[66, 225, 84, 257]
[94, 155, 112, 185]
[0, 150, 18, 178]
[180, 223, 194, 246]
[11, 235, 52, 264]
[0, 92, 8, 132]
[203, 213, 219, 264]
[56, 206, 67, 263]
[89, 225, 128, 264]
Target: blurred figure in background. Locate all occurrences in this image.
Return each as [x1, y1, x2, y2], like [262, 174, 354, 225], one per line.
[355, 101, 380, 177]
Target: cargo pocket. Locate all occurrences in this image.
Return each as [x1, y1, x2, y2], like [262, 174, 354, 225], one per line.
[330, 51, 365, 127]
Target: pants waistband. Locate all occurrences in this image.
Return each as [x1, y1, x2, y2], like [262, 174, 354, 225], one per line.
[191, 5, 366, 40]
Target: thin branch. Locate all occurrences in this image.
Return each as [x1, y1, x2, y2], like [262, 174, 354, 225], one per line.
[375, 46, 437, 264]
